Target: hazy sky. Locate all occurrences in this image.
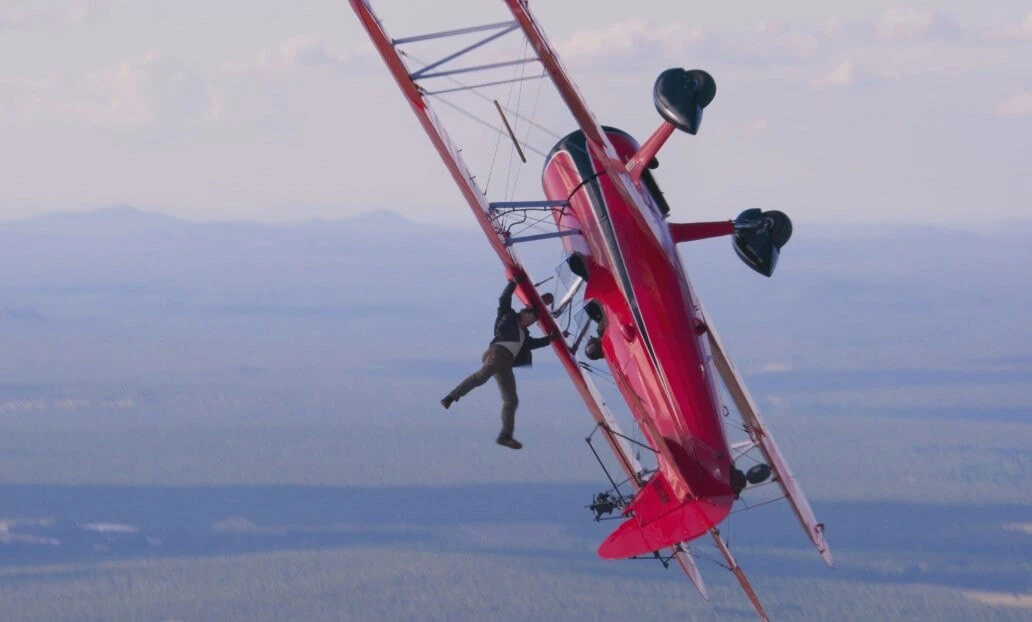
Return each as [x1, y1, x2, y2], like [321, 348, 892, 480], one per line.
[0, 0, 1029, 226]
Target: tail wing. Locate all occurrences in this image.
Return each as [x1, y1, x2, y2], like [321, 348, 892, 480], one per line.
[597, 472, 727, 560]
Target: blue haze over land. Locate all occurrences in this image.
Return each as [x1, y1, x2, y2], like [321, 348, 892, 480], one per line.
[0, 207, 1029, 620]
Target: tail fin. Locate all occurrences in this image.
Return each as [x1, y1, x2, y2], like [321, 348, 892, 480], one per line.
[598, 472, 730, 560]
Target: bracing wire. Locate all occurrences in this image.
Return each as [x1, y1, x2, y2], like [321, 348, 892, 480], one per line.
[501, 45, 519, 204]
[424, 95, 548, 159]
[397, 48, 557, 152]
[397, 45, 597, 197]
[507, 35, 547, 204]
[497, 38, 526, 201]
[484, 100, 508, 195]
[729, 495, 787, 515]
[691, 547, 732, 572]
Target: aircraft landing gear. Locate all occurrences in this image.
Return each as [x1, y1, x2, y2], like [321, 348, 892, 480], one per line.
[746, 463, 772, 485]
[732, 462, 773, 498]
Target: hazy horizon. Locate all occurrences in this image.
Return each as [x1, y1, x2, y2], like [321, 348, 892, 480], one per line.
[4, 205, 1032, 236]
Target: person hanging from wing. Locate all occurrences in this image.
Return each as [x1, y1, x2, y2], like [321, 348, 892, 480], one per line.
[441, 273, 559, 450]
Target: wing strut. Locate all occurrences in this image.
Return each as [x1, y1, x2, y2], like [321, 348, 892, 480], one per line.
[701, 301, 834, 568]
[709, 528, 769, 621]
[409, 23, 520, 80]
[392, 20, 516, 45]
[504, 229, 582, 246]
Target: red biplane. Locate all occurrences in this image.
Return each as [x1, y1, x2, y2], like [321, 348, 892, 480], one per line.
[349, 1, 833, 618]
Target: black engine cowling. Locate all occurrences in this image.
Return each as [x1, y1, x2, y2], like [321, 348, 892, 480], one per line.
[653, 68, 716, 135]
[732, 209, 793, 277]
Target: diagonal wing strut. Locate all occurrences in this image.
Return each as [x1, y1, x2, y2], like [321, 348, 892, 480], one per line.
[710, 528, 769, 621]
[701, 300, 834, 568]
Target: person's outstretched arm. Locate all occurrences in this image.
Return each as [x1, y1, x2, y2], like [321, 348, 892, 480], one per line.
[527, 330, 561, 350]
[499, 274, 524, 314]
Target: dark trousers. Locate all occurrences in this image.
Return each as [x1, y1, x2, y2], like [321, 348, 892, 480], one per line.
[449, 344, 518, 436]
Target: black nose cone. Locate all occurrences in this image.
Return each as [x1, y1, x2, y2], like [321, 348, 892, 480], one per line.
[654, 68, 717, 135]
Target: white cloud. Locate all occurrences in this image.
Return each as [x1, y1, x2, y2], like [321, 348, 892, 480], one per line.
[0, 6, 25, 28]
[811, 60, 855, 88]
[745, 118, 768, 134]
[810, 58, 901, 89]
[1001, 12, 1032, 40]
[0, 33, 375, 131]
[821, 17, 845, 38]
[254, 35, 361, 74]
[205, 35, 379, 126]
[63, 0, 109, 23]
[0, 54, 216, 128]
[558, 19, 829, 69]
[742, 20, 821, 61]
[0, 0, 108, 29]
[559, 20, 704, 66]
[552, 11, 998, 73]
[995, 91, 1032, 119]
[875, 6, 958, 41]
[77, 55, 216, 126]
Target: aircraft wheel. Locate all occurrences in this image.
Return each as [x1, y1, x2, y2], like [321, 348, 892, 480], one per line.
[746, 464, 772, 485]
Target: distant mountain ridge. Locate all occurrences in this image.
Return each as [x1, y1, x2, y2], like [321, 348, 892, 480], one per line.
[7, 205, 1028, 237]
[6, 206, 436, 236]
[11, 206, 187, 236]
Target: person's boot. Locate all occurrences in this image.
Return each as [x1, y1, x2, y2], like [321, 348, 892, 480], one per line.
[440, 394, 456, 409]
[496, 433, 523, 450]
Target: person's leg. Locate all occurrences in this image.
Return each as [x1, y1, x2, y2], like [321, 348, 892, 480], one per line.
[493, 356, 521, 449]
[444, 347, 499, 404]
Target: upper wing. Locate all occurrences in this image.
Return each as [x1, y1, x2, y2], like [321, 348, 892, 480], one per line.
[350, 1, 514, 266]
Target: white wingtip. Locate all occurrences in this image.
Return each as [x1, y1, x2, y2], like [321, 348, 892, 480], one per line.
[674, 547, 709, 600]
[821, 548, 835, 569]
